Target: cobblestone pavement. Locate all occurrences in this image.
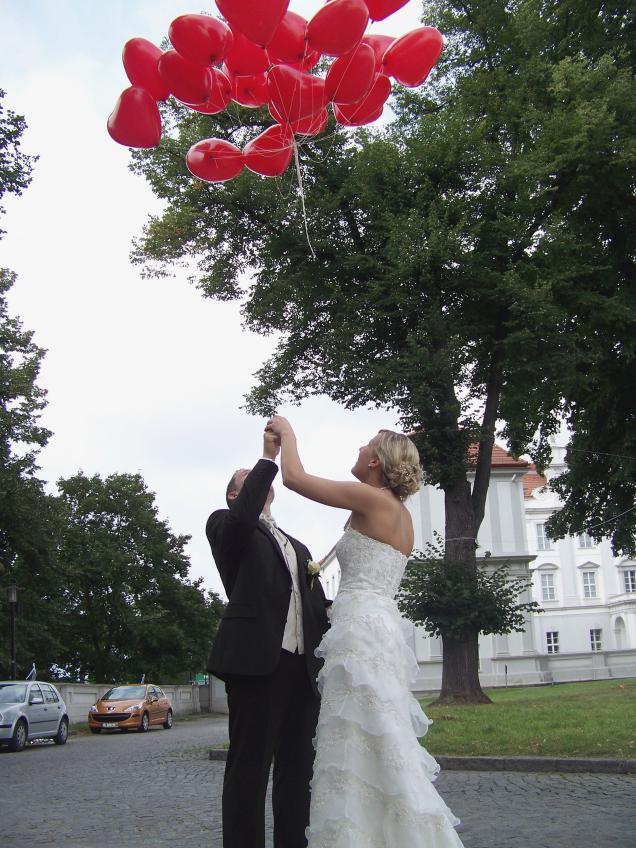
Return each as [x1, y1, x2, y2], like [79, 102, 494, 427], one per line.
[1, 715, 634, 847]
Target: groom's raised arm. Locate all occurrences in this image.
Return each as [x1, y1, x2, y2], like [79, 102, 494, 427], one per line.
[206, 438, 279, 591]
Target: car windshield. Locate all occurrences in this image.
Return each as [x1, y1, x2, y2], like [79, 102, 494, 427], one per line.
[102, 686, 146, 701]
[0, 684, 27, 704]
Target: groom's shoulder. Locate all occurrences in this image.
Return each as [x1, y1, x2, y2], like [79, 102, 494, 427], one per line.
[206, 508, 229, 536]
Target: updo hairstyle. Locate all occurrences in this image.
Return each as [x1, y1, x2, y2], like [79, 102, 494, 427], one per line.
[374, 430, 423, 501]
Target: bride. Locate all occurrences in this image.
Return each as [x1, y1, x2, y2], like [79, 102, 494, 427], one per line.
[265, 417, 464, 848]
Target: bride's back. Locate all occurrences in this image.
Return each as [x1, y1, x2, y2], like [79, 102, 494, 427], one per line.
[349, 492, 414, 557]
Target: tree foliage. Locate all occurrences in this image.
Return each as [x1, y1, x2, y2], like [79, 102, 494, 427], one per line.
[52, 472, 224, 683]
[0, 93, 59, 677]
[0, 89, 37, 238]
[397, 536, 542, 639]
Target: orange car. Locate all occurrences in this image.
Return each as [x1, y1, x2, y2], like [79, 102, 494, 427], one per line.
[88, 684, 173, 733]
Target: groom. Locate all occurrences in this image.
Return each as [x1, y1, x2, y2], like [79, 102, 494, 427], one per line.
[206, 430, 331, 848]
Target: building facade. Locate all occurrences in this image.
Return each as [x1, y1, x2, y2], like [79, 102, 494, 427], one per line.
[320, 441, 636, 690]
[523, 443, 636, 684]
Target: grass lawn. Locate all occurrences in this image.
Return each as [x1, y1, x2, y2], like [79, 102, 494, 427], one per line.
[420, 678, 636, 758]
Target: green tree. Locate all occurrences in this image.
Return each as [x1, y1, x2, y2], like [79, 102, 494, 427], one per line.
[398, 537, 542, 665]
[546, 375, 636, 557]
[0, 89, 37, 237]
[0, 90, 57, 678]
[130, 1, 635, 701]
[54, 472, 223, 683]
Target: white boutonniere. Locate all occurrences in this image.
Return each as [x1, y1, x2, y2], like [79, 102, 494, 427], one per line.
[306, 560, 321, 590]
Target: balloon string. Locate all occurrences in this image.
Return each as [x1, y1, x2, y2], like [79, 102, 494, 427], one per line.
[294, 140, 316, 260]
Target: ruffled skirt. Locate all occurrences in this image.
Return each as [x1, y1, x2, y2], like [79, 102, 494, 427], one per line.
[307, 590, 464, 848]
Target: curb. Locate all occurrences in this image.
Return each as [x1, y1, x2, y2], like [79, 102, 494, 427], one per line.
[208, 748, 636, 774]
[435, 756, 636, 774]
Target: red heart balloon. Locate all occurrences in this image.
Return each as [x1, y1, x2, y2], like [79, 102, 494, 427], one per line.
[268, 64, 326, 124]
[382, 27, 444, 87]
[168, 15, 233, 67]
[215, 0, 289, 47]
[307, 0, 369, 57]
[186, 138, 245, 182]
[268, 101, 285, 123]
[333, 102, 383, 126]
[158, 50, 213, 104]
[363, 0, 409, 21]
[361, 34, 395, 69]
[290, 108, 329, 136]
[107, 86, 162, 148]
[122, 38, 170, 101]
[287, 50, 322, 72]
[326, 42, 376, 104]
[333, 73, 391, 125]
[244, 124, 295, 177]
[187, 69, 233, 114]
[225, 28, 270, 76]
[267, 10, 309, 64]
[225, 69, 270, 107]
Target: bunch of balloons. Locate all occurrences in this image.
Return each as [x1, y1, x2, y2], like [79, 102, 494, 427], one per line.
[107, 0, 443, 182]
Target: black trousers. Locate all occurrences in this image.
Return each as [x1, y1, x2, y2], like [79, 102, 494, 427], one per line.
[223, 650, 320, 848]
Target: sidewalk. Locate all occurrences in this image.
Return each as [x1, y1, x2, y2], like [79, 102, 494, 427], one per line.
[2, 716, 634, 848]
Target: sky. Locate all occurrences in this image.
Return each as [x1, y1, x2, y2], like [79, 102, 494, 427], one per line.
[0, 1, 430, 598]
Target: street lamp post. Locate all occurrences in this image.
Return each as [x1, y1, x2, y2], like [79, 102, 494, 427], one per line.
[7, 585, 18, 681]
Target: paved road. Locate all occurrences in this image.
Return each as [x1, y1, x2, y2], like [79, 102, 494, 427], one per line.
[1, 715, 634, 847]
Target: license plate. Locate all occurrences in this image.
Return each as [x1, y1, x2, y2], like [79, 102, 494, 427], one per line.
[102, 722, 118, 728]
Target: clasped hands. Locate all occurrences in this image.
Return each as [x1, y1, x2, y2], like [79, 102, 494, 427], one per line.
[263, 415, 293, 461]
[265, 415, 293, 438]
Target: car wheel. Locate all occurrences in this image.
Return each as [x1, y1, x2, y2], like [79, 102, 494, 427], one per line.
[9, 719, 27, 752]
[89, 726, 101, 734]
[53, 717, 69, 745]
[138, 712, 150, 733]
[163, 709, 173, 729]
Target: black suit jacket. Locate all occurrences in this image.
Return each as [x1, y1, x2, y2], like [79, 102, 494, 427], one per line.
[206, 459, 330, 696]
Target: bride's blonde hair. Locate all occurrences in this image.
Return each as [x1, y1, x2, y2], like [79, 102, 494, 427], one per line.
[374, 430, 423, 501]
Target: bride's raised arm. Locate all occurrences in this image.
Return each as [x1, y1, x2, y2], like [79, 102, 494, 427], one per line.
[265, 416, 381, 513]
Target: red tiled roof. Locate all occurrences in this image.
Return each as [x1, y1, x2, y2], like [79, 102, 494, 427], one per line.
[467, 443, 530, 469]
[523, 464, 547, 498]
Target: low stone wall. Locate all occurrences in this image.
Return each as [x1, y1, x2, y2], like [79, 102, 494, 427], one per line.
[210, 676, 229, 714]
[56, 683, 201, 725]
[413, 648, 636, 692]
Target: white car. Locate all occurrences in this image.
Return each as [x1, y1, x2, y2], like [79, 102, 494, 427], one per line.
[0, 680, 69, 752]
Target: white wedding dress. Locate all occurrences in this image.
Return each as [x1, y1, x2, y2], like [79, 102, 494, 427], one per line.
[307, 527, 464, 848]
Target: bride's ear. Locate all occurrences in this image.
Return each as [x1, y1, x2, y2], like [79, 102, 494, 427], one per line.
[367, 456, 380, 469]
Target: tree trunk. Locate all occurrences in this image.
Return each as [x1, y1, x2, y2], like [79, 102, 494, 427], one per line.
[437, 630, 491, 704]
[436, 477, 492, 704]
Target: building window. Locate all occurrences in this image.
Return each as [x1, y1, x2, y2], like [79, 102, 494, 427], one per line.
[623, 570, 636, 593]
[540, 573, 556, 602]
[582, 571, 597, 599]
[546, 631, 559, 654]
[590, 629, 602, 652]
[579, 532, 594, 548]
[536, 523, 552, 551]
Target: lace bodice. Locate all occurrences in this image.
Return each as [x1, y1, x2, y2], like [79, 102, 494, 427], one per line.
[335, 527, 408, 600]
